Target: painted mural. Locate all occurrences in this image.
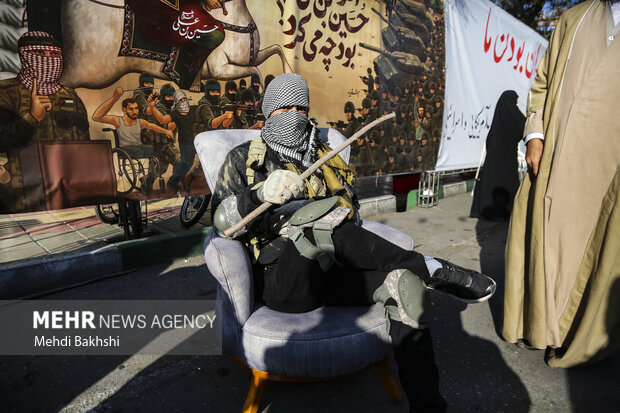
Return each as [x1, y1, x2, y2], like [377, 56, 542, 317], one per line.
[0, 0, 445, 214]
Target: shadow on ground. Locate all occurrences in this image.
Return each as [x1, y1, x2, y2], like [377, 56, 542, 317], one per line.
[430, 290, 530, 413]
[474, 219, 509, 336]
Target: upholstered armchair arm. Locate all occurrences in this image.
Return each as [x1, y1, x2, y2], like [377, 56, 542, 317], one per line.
[360, 220, 414, 251]
[203, 232, 254, 326]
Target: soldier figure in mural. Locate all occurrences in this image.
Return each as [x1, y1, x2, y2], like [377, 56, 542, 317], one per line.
[250, 74, 262, 96]
[378, 146, 399, 175]
[359, 97, 376, 127]
[360, 67, 374, 93]
[145, 83, 181, 183]
[194, 79, 236, 135]
[239, 88, 264, 130]
[216, 80, 250, 131]
[367, 130, 382, 167]
[133, 73, 155, 115]
[198, 79, 221, 107]
[340, 101, 361, 139]
[405, 136, 418, 172]
[263, 74, 275, 92]
[369, 90, 381, 118]
[238, 78, 247, 92]
[133, 76, 181, 190]
[350, 134, 373, 177]
[147, 90, 197, 193]
[222, 80, 239, 104]
[396, 103, 408, 127]
[419, 132, 434, 171]
[0, 31, 90, 213]
[415, 148, 424, 171]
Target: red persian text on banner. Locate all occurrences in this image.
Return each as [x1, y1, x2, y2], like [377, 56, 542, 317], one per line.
[483, 7, 542, 79]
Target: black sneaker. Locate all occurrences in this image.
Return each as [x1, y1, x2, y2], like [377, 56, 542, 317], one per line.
[426, 258, 496, 303]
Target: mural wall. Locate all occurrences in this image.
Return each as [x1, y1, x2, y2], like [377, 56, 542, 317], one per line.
[0, 0, 445, 214]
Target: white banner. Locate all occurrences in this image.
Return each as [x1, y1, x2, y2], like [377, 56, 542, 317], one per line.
[435, 0, 547, 171]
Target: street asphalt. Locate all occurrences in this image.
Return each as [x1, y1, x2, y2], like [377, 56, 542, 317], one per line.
[0, 192, 618, 413]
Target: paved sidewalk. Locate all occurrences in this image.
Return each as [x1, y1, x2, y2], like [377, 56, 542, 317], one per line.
[0, 197, 210, 264]
[1, 192, 617, 413]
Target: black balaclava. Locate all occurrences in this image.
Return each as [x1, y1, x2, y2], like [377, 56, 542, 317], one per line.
[204, 79, 221, 105]
[224, 80, 238, 102]
[160, 83, 175, 110]
[251, 74, 261, 94]
[139, 73, 154, 96]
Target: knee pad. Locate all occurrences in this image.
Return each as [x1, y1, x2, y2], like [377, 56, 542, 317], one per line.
[373, 269, 429, 330]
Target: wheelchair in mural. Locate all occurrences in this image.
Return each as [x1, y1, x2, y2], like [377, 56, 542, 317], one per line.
[93, 126, 211, 238]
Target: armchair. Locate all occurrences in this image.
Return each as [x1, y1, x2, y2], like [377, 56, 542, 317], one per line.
[195, 128, 411, 412]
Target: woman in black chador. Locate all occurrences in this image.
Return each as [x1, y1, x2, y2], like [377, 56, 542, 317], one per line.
[470, 90, 525, 220]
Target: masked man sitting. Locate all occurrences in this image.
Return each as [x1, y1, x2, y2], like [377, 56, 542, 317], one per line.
[211, 74, 496, 413]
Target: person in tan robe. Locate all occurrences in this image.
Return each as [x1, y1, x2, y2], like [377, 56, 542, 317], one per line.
[502, 0, 620, 368]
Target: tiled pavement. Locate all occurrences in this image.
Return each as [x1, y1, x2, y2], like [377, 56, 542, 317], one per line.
[0, 197, 211, 265]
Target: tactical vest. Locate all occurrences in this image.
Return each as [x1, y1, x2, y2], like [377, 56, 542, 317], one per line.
[245, 137, 356, 212]
[243, 137, 358, 260]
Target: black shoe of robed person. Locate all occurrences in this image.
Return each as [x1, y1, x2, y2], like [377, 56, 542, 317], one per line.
[426, 258, 496, 303]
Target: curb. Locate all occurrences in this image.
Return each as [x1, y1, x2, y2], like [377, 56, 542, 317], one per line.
[358, 195, 396, 217]
[0, 244, 122, 299]
[116, 227, 212, 270]
[0, 227, 212, 299]
[407, 179, 474, 210]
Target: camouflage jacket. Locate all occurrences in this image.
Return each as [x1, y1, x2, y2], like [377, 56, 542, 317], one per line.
[212, 139, 358, 260]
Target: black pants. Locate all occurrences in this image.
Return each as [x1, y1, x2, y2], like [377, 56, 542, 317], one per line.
[259, 221, 447, 412]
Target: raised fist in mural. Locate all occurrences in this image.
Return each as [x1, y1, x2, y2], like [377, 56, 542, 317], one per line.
[113, 87, 124, 100]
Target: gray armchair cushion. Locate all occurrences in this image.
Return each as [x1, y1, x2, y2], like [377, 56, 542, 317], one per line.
[240, 304, 390, 377]
[361, 220, 414, 250]
[204, 232, 254, 327]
